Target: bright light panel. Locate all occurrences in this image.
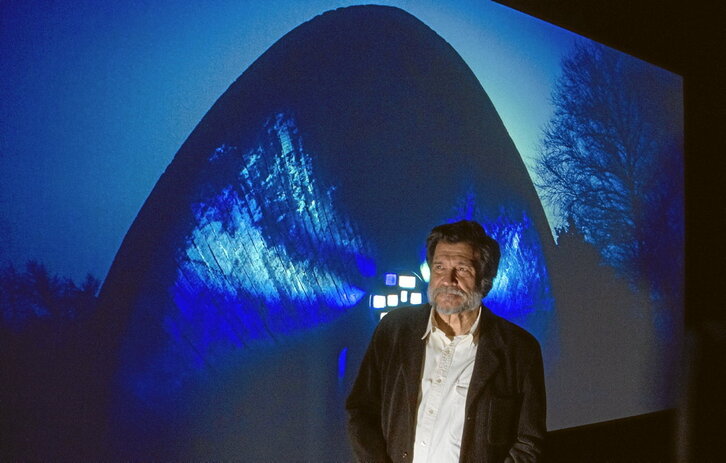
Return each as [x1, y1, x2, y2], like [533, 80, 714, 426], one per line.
[372, 295, 386, 309]
[420, 262, 430, 282]
[398, 275, 416, 289]
[410, 292, 422, 305]
[387, 294, 399, 307]
[384, 273, 397, 286]
[400, 290, 408, 303]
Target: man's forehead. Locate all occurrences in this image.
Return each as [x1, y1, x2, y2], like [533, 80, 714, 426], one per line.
[432, 242, 478, 261]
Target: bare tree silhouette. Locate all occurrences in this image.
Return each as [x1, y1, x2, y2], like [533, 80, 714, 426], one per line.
[535, 41, 683, 300]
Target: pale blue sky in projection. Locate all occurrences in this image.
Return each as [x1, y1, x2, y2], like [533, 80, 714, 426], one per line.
[0, 0, 579, 282]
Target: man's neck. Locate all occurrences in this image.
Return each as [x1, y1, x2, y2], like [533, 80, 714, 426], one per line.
[434, 306, 481, 337]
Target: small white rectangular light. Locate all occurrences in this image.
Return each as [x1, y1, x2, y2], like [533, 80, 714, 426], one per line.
[387, 294, 399, 307]
[410, 292, 423, 305]
[379, 311, 389, 320]
[400, 290, 408, 303]
[398, 275, 416, 289]
[372, 295, 386, 309]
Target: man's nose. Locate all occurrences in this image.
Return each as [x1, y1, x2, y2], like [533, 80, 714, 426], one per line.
[442, 269, 458, 285]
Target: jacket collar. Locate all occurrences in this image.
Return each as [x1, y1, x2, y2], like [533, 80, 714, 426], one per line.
[420, 306, 483, 342]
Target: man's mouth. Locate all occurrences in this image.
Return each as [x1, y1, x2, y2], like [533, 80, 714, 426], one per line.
[433, 288, 466, 298]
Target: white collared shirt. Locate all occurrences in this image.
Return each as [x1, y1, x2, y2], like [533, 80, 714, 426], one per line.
[412, 307, 482, 463]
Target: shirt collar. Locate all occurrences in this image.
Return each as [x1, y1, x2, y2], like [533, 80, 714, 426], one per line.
[421, 305, 482, 341]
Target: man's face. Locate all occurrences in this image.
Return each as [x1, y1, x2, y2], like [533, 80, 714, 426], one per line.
[427, 241, 483, 315]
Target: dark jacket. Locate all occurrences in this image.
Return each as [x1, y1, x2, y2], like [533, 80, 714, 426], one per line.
[346, 304, 546, 463]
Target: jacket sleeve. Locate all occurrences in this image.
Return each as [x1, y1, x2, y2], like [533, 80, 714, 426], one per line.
[345, 324, 393, 463]
[505, 340, 547, 463]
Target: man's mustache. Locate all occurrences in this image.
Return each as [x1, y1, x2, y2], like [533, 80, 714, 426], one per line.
[430, 287, 468, 298]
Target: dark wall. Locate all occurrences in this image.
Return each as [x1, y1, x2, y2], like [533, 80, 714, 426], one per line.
[544, 410, 675, 463]
[497, 1, 725, 461]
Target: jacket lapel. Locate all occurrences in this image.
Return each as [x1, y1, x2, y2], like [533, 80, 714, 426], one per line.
[400, 305, 428, 421]
[466, 307, 503, 411]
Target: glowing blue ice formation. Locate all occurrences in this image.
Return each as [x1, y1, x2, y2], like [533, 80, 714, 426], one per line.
[169, 114, 370, 363]
[484, 212, 553, 320]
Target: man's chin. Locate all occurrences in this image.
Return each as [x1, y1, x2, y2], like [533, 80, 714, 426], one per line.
[437, 294, 462, 305]
[435, 306, 464, 315]
[433, 303, 478, 315]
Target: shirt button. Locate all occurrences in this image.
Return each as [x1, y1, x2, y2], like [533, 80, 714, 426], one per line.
[427, 408, 434, 415]
[435, 377, 442, 383]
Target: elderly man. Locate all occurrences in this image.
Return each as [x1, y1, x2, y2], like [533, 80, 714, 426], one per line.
[346, 220, 546, 463]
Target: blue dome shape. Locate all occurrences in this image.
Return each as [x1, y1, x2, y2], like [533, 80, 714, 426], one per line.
[96, 5, 557, 459]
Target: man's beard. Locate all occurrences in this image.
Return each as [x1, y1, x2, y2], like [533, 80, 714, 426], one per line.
[427, 286, 483, 315]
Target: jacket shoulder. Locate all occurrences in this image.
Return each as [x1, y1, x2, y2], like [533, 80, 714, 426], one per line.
[370, 304, 429, 346]
[376, 303, 429, 329]
[486, 310, 542, 353]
